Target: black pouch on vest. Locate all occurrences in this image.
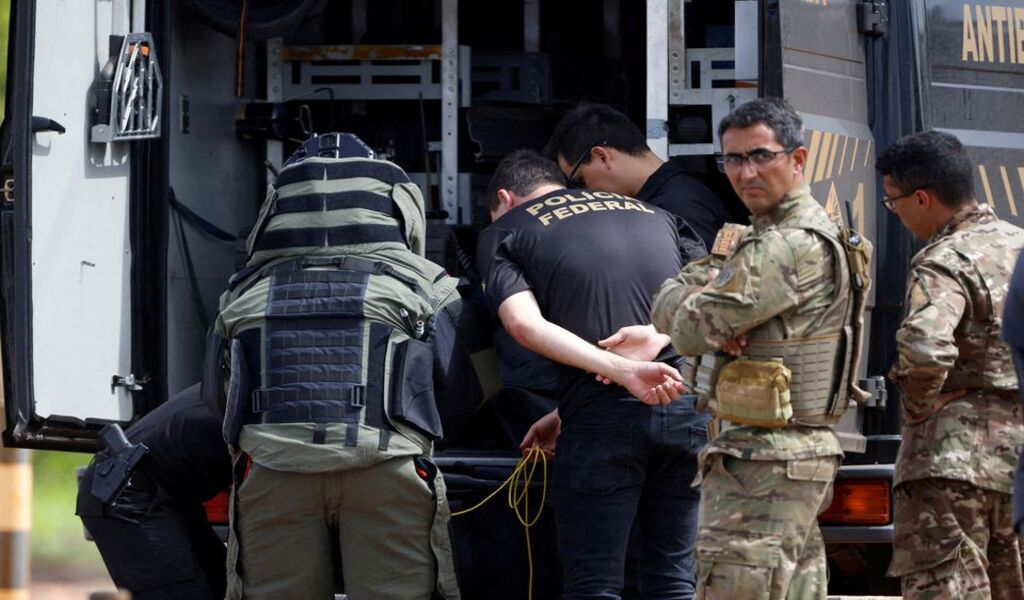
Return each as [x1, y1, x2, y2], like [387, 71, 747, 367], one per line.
[223, 339, 251, 446]
[390, 338, 443, 439]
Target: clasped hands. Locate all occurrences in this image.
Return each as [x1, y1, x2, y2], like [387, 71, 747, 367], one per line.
[594, 325, 748, 405]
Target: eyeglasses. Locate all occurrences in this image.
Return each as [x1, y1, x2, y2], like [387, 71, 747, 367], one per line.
[716, 148, 795, 173]
[565, 142, 607, 189]
[881, 185, 931, 211]
[882, 186, 928, 211]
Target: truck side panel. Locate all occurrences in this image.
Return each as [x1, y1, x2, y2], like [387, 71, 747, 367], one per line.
[922, 0, 1024, 227]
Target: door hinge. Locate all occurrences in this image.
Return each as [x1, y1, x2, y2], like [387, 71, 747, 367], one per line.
[111, 373, 149, 394]
[2, 178, 13, 203]
[857, 1, 889, 37]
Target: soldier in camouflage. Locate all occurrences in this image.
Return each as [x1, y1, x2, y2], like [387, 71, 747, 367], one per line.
[878, 130, 1024, 599]
[643, 98, 866, 599]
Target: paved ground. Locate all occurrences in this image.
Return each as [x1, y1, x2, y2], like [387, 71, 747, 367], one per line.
[30, 580, 118, 600]
[23, 572, 898, 600]
[29, 564, 116, 600]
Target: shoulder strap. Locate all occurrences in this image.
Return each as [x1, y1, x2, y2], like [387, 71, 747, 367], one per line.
[786, 218, 874, 409]
[228, 254, 444, 320]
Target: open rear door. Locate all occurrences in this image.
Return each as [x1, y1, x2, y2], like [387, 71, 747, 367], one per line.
[2, 0, 166, 450]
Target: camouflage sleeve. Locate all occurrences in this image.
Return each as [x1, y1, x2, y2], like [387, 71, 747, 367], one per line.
[891, 263, 968, 420]
[651, 254, 719, 334]
[659, 231, 802, 355]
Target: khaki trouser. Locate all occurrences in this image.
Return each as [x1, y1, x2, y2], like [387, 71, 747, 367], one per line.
[226, 455, 459, 600]
[890, 478, 1024, 600]
[695, 453, 839, 600]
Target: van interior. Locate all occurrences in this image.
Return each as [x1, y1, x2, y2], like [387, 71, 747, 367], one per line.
[164, 0, 751, 398]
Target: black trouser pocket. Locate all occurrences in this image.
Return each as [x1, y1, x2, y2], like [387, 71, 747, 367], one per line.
[390, 338, 443, 439]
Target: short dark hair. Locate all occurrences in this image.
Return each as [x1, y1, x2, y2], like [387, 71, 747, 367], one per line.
[717, 97, 804, 150]
[543, 103, 650, 167]
[875, 130, 974, 208]
[486, 150, 565, 213]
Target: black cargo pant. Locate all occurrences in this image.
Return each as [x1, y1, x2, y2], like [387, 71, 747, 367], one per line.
[74, 382, 232, 598]
[76, 465, 226, 600]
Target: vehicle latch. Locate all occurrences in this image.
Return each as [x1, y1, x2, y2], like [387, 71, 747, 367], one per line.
[857, 1, 889, 37]
[859, 375, 887, 409]
[2, 178, 13, 203]
[111, 373, 149, 393]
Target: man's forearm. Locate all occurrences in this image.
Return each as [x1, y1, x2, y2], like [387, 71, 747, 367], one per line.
[890, 346, 954, 421]
[504, 307, 630, 379]
[497, 290, 683, 405]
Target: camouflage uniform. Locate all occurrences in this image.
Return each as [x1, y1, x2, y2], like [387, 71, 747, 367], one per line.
[652, 184, 849, 600]
[887, 203, 1024, 599]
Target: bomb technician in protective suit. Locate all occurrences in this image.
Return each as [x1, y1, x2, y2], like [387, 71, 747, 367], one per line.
[75, 383, 232, 600]
[208, 133, 482, 600]
[625, 97, 872, 599]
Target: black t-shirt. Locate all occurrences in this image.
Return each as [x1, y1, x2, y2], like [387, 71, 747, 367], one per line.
[494, 327, 560, 394]
[477, 188, 704, 413]
[636, 160, 731, 251]
[126, 383, 232, 504]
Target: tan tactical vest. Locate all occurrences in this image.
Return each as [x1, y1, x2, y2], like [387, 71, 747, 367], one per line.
[702, 216, 873, 427]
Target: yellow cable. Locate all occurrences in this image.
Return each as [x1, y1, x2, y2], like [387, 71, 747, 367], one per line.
[450, 446, 548, 600]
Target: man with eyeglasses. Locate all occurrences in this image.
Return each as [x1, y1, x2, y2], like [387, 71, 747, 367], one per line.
[477, 149, 707, 599]
[877, 130, 1024, 598]
[630, 97, 870, 599]
[543, 103, 741, 251]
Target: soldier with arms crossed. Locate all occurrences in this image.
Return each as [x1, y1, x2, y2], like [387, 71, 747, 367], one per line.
[622, 97, 871, 599]
[879, 130, 1024, 598]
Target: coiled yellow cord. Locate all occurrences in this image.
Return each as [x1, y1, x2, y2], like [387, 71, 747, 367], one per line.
[450, 446, 548, 600]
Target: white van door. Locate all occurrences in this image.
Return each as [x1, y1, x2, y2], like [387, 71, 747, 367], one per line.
[2, 0, 165, 450]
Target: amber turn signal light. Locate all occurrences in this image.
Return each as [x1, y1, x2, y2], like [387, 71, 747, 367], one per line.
[818, 479, 891, 525]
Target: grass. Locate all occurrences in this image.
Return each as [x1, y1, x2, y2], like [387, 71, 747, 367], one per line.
[30, 450, 108, 577]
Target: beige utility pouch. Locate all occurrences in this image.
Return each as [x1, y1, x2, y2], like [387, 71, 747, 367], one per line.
[712, 358, 793, 427]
